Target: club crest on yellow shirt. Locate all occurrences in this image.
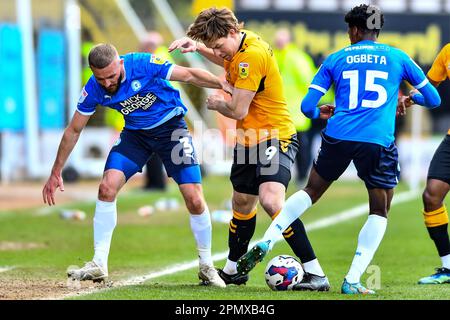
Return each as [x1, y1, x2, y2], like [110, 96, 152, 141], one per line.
[239, 62, 249, 79]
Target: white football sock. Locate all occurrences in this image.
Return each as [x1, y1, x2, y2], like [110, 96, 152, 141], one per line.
[441, 254, 450, 269]
[223, 259, 238, 275]
[303, 259, 325, 277]
[93, 199, 117, 271]
[190, 208, 213, 266]
[262, 190, 312, 249]
[345, 214, 387, 284]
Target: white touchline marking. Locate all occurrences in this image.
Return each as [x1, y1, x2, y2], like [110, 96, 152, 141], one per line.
[52, 189, 419, 299]
[0, 266, 15, 273]
[305, 189, 418, 232]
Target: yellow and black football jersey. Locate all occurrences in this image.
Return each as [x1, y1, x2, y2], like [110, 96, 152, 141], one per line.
[427, 43, 450, 134]
[224, 30, 296, 146]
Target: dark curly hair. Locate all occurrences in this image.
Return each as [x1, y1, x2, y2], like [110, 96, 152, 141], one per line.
[345, 4, 384, 36]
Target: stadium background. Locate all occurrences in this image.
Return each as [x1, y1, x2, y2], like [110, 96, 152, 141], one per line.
[0, 0, 449, 301]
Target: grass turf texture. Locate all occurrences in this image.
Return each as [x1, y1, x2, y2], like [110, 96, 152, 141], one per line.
[0, 175, 449, 300]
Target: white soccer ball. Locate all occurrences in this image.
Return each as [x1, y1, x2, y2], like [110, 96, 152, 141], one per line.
[264, 255, 304, 291]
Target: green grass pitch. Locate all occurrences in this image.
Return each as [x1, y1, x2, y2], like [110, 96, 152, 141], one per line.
[0, 175, 449, 300]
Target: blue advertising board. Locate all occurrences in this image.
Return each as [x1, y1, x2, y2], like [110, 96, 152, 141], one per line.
[37, 29, 66, 129]
[0, 24, 24, 131]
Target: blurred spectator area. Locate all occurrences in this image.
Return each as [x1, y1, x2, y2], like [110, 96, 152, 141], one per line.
[234, 0, 450, 135]
[0, 0, 141, 128]
[1, 0, 449, 131]
[237, 0, 450, 12]
[1, 0, 449, 183]
[0, 0, 138, 51]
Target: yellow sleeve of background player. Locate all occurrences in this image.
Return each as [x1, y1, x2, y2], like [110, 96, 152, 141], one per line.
[233, 50, 265, 92]
[427, 44, 450, 82]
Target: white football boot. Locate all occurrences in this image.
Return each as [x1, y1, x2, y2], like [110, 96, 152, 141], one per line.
[198, 264, 226, 288]
[67, 261, 108, 282]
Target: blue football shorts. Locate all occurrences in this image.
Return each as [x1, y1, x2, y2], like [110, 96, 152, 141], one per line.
[313, 132, 400, 189]
[104, 115, 201, 184]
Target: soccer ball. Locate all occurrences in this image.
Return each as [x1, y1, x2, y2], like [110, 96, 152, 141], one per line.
[264, 255, 304, 291]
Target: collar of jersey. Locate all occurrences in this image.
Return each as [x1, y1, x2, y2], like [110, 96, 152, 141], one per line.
[121, 60, 127, 83]
[238, 31, 247, 51]
[354, 39, 377, 45]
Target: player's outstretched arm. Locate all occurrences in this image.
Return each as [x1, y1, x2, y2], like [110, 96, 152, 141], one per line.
[410, 81, 441, 109]
[42, 111, 90, 206]
[300, 88, 325, 119]
[170, 65, 232, 94]
[403, 51, 441, 109]
[168, 37, 224, 67]
[206, 87, 254, 120]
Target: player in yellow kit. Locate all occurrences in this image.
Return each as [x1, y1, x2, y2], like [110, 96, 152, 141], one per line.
[414, 44, 450, 284]
[169, 7, 330, 290]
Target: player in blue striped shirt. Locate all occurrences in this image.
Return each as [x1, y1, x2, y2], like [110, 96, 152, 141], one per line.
[237, 4, 441, 294]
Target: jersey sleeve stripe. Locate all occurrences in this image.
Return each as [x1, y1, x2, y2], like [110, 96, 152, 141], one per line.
[414, 78, 429, 90]
[309, 84, 327, 94]
[165, 65, 174, 80]
[76, 108, 95, 116]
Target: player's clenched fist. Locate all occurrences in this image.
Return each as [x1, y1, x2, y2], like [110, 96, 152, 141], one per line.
[206, 94, 225, 111]
[396, 95, 413, 116]
[318, 104, 335, 120]
[221, 81, 233, 95]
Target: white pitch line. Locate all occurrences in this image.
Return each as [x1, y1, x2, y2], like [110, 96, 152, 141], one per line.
[0, 266, 15, 273]
[305, 189, 418, 232]
[53, 189, 419, 299]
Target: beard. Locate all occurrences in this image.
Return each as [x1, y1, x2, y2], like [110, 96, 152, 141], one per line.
[103, 73, 123, 94]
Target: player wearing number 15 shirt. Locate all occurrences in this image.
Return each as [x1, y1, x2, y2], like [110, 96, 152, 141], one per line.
[238, 4, 441, 294]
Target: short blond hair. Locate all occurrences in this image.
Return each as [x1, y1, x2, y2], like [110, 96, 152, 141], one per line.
[88, 43, 119, 69]
[187, 7, 243, 43]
